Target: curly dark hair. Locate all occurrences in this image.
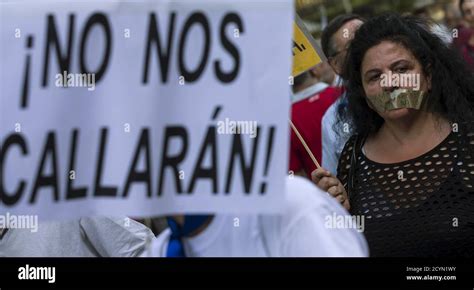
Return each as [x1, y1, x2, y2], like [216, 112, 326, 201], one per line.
[339, 13, 474, 138]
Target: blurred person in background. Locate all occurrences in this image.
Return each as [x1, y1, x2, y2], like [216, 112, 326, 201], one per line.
[320, 14, 364, 176]
[290, 68, 342, 178]
[142, 176, 368, 257]
[453, 0, 474, 70]
[0, 216, 155, 257]
[311, 60, 340, 87]
[411, 3, 454, 46]
[443, 1, 463, 29]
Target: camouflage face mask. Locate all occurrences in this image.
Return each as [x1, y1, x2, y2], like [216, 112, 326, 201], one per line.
[366, 88, 425, 113]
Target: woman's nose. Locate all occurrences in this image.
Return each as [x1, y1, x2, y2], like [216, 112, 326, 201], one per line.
[381, 70, 400, 92]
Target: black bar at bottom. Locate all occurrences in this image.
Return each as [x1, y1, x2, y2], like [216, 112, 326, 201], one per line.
[0, 258, 472, 289]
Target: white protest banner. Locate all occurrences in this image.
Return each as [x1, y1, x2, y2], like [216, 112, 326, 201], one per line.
[0, 0, 293, 220]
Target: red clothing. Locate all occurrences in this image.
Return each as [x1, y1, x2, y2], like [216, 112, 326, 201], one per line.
[289, 86, 341, 177]
[453, 26, 474, 71]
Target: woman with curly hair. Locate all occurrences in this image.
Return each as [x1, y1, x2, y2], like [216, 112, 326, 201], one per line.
[311, 13, 474, 257]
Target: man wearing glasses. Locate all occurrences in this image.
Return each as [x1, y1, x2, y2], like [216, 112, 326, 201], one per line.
[320, 14, 364, 176]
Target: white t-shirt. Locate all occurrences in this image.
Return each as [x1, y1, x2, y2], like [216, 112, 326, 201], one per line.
[322, 97, 351, 176]
[0, 217, 155, 257]
[143, 176, 368, 257]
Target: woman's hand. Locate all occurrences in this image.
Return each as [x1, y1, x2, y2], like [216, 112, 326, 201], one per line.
[311, 167, 350, 210]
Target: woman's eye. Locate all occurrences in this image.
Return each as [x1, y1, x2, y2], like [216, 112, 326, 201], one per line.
[369, 75, 380, 82]
[397, 67, 408, 73]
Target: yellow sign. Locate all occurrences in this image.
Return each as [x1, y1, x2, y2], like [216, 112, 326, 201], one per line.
[292, 15, 326, 76]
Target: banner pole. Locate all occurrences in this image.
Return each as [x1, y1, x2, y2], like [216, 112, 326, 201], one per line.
[289, 119, 321, 169]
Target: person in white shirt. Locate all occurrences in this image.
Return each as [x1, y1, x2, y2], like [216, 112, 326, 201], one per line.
[321, 97, 348, 175]
[320, 14, 365, 175]
[143, 176, 368, 257]
[0, 216, 155, 257]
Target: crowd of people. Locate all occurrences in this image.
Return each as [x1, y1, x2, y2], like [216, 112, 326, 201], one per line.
[292, 0, 474, 257]
[2, 1, 474, 258]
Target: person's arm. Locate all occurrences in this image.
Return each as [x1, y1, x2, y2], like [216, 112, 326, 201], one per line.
[310, 135, 356, 210]
[311, 167, 349, 210]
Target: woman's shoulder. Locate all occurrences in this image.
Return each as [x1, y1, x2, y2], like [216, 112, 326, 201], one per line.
[340, 134, 360, 159]
[453, 121, 474, 142]
[337, 134, 360, 177]
[459, 127, 474, 155]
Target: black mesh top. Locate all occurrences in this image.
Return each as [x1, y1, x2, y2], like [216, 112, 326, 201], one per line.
[337, 130, 474, 257]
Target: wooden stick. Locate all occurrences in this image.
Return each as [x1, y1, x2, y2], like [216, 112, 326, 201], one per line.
[289, 119, 321, 169]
